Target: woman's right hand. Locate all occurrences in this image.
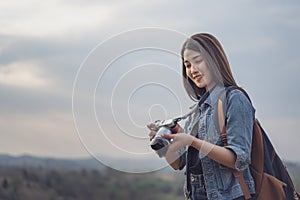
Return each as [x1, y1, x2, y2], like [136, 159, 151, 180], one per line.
[147, 122, 184, 141]
[147, 123, 157, 141]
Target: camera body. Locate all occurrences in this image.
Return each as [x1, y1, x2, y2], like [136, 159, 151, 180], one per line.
[150, 118, 178, 157]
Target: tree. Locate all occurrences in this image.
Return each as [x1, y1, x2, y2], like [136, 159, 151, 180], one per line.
[2, 178, 8, 189]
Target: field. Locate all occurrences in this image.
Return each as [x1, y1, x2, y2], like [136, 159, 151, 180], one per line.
[0, 155, 299, 200]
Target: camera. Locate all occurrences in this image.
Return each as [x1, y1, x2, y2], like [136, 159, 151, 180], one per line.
[148, 104, 196, 157]
[150, 118, 179, 157]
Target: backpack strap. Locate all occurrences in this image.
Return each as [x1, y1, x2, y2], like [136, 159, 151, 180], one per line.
[218, 99, 227, 145]
[218, 86, 252, 200]
[217, 86, 252, 145]
[233, 171, 252, 199]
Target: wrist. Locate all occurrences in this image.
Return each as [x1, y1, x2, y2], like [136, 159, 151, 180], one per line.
[190, 136, 197, 147]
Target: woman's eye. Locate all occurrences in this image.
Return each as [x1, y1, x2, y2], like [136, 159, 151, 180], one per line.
[195, 59, 203, 64]
[185, 64, 191, 68]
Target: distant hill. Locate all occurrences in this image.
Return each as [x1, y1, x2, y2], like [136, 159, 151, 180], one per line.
[0, 153, 299, 174]
[285, 161, 300, 191]
[0, 154, 106, 170]
[0, 154, 171, 172]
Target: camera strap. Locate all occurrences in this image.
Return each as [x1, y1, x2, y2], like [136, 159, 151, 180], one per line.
[177, 89, 212, 122]
[173, 103, 198, 123]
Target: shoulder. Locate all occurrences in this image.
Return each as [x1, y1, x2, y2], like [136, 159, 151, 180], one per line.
[226, 88, 254, 113]
[227, 89, 251, 105]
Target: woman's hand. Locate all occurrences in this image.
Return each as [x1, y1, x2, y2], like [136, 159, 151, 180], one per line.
[147, 123, 157, 141]
[161, 133, 195, 152]
[147, 122, 184, 141]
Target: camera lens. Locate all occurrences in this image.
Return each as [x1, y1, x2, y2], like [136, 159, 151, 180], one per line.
[150, 137, 168, 150]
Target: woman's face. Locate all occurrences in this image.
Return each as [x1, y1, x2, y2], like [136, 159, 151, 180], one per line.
[183, 49, 214, 90]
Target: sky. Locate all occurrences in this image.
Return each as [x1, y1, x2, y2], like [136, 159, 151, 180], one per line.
[1, 0, 300, 170]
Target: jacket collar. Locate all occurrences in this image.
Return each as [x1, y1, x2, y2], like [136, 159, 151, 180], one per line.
[200, 85, 226, 108]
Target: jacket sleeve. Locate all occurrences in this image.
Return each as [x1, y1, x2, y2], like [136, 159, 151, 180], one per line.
[224, 89, 255, 171]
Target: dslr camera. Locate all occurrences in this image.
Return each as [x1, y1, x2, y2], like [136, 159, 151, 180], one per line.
[150, 118, 180, 157]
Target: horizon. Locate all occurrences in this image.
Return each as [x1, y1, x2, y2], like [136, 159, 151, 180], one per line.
[1, 152, 300, 164]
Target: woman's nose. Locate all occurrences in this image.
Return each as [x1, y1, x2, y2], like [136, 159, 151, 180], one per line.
[190, 63, 198, 73]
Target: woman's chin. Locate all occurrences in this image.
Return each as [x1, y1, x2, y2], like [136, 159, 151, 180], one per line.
[195, 82, 206, 89]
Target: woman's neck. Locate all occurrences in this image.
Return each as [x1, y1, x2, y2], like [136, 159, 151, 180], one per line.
[205, 82, 217, 92]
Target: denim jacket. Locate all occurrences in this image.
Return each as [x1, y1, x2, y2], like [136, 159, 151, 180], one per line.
[180, 86, 256, 200]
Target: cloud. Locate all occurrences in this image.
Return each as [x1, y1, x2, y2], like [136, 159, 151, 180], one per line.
[0, 112, 86, 158]
[0, 0, 114, 38]
[0, 61, 53, 89]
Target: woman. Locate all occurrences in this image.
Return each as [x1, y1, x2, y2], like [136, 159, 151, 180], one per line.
[148, 33, 256, 200]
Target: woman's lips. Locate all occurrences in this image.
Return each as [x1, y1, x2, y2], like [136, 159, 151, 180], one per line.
[194, 75, 202, 82]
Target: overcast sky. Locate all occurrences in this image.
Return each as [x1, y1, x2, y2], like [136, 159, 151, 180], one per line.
[1, 0, 300, 167]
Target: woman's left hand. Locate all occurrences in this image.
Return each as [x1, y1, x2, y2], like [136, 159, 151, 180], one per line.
[161, 133, 195, 152]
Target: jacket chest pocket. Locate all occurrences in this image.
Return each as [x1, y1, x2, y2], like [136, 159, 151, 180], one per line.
[199, 107, 220, 144]
[197, 109, 209, 139]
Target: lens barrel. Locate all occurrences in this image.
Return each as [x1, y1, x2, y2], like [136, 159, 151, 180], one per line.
[150, 126, 172, 157]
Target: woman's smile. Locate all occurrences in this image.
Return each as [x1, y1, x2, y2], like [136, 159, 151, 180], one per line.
[193, 74, 203, 82]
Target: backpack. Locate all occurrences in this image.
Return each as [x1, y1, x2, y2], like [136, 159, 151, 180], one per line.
[217, 86, 300, 200]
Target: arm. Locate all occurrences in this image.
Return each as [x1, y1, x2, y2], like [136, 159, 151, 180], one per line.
[163, 90, 254, 171]
[165, 152, 182, 170]
[163, 133, 237, 169]
[191, 138, 236, 169]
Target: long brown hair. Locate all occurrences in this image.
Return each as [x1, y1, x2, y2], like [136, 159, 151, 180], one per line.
[181, 33, 237, 101]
